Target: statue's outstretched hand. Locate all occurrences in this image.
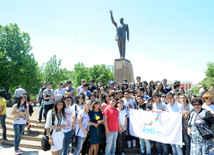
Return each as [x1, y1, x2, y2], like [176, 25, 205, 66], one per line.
[110, 10, 113, 15]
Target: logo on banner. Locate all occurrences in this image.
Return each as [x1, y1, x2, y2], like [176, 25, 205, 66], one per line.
[142, 114, 162, 135]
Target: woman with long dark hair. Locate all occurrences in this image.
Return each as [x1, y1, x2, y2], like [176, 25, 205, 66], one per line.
[73, 100, 91, 155]
[102, 93, 110, 105]
[156, 82, 165, 94]
[45, 99, 66, 155]
[149, 81, 156, 91]
[11, 95, 30, 155]
[23, 92, 33, 130]
[88, 99, 103, 155]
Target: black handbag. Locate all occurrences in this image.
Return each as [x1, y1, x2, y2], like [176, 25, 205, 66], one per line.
[41, 111, 55, 151]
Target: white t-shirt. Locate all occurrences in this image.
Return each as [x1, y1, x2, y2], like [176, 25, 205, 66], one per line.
[118, 109, 127, 127]
[75, 110, 90, 138]
[63, 106, 75, 133]
[167, 102, 183, 112]
[202, 104, 214, 113]
[123, 98, 135, 118]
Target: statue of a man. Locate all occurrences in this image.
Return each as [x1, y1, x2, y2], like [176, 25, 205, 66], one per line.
[110, 10, 129, 59]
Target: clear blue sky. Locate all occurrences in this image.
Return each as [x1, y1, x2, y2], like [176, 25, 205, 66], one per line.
[1, 0, 214, 83]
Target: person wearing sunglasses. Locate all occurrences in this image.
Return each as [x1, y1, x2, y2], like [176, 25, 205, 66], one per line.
[202, 93, 214, 115]
[187, 97, 214, 154]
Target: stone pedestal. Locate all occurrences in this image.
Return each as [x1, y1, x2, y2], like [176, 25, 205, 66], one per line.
[114, 58, 134, 83]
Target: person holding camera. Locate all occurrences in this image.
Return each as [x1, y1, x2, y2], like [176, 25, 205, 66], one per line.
[0, 91, 7, 141]
[11, 95, 30, 155]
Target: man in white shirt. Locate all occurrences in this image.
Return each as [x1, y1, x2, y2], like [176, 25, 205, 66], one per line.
[166, 92, 183, 155]
[123, 90, 136, 148]
[54, 82, 65, 100]
[14, 85, 26, 103]
[199, 86, 205, 96]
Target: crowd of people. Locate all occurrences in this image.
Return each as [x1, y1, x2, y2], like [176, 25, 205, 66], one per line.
[0, 76, 214, 155]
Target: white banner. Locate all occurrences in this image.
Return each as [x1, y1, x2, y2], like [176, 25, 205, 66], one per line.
[129, 109, 183, 145]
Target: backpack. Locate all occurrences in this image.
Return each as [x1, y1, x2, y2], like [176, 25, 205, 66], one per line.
[41, 111, 55, 151]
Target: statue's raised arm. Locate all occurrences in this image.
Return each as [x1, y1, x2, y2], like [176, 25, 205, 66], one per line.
[110, 10, 117, 27]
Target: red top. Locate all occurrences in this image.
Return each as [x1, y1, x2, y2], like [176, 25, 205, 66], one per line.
[103, 106, 119, 132]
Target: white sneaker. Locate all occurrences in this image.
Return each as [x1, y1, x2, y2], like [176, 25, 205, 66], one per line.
[132, 139, 136, 147]
[121, 152, 126, 155]
[127, 141, 131, 148]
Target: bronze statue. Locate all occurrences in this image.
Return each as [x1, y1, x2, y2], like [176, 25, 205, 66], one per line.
[110, 10, 129, 59]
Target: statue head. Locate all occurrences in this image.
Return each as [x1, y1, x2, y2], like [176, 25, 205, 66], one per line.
[120, 18, 124, 24]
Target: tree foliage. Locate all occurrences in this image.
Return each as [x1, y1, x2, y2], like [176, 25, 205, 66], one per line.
[0, 23, 42, 95]
[41, 55, 69, 89]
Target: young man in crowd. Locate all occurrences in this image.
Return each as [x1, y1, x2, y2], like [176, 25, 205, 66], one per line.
[136, 95, 152, 155]
[14, 85, 26, 103]
[88, 79, 97, 93]
[173, 92, 181, 104]
[61, 95, 75, 155]
[160, 93, 168, 105]
[104, 97, 119, 155]
[54, 82, 65, 100]
[138, 87, 150, 102]
[43, 82, 55, 122]
[150, 91, 169, 155]
[166, 92, 183, 155]
[162, 79, 171, 94]
[109, 81, 116, 90]
[136, 76, 141, 86]
[0, 91, 7, 141]
[77, 79, 86, 93]
[123, 90, 137, 148]
[65, 80, 75, 104]
[37, 81, 47, 123]
[81, 83, 91, 97]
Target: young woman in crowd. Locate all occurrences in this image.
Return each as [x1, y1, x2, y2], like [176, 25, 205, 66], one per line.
[116, 99, 127, 155]
[74, 95, 85, 110]
[73, 100, 91, 155]
[149, 80, 156, 91]
[88, 99, 103, 155]
[11, 95, 30, 155]
[102, 93, 110, 105]
[202, 93, 214, 115]
[156, 82, 165, 94]
[22, 92, 33, 130]
[188, 97, 214, 154]
[118, 82, 123, 90]
[45, 99, 66, 155]
[180, 94, 192, 155]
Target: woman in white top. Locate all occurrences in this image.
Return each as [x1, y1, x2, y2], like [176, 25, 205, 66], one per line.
[11, 95, 30, 155]
[45, 99, 66, 155]
[73, 100, 91, 155]
[202, 93, 214, 115]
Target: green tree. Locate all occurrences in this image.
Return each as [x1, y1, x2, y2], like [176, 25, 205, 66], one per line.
[0, 23, 42, 95]
[89, 64, 114, 86]
[42, 55, 69, 89]
[73, 63, 90, 87]
[205, 62, 214, 78]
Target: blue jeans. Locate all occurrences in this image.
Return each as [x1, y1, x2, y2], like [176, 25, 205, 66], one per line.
[156, 142, 169, 155]
[61, 130, 73, 155]
[105, 131, 118, 155]
[0, 114, 6, 139]
[73, 136, 85, 155]
[171, 144, 183, 155]
[139, 138, 151, 155]
[38, 102, 44, 121]
[13, 124, 26, 151]
[182, 131, 190, 155]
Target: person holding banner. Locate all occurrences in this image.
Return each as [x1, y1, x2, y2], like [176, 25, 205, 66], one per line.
[136, 95, 152, 155]
[123, 90, 137, 148]
[187, 97, 214, 155]
[166, 92, 184, 155]
[150, 91, 169, 155]
[103, 97, 119, 155]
